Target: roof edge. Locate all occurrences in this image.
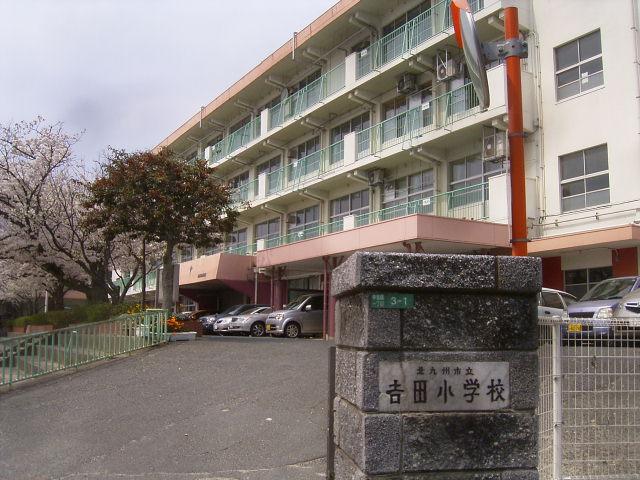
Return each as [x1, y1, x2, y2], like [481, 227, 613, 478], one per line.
[154, 0, 360, 152]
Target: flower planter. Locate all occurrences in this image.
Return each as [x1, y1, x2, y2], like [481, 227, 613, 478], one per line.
[10, 326, 25, 334]
[166, 331, 197, 342]
[179, 320, 203, 336]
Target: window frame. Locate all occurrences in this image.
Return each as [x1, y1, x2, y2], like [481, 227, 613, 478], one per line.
[554, 30, 604, 102]
[564, 266, 613, 299]
[559, 144, 610, 212]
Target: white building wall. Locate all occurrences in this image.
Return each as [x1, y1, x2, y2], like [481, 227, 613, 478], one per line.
[533, 0, 640, 237]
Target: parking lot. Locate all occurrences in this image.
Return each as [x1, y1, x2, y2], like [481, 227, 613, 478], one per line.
[0, 336, 331, 480]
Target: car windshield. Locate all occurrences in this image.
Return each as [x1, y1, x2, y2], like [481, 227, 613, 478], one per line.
[240, 307, 261, 315]
[285, 295, 311, 310]
[581, 278, 636, 301]
[219, 305, 242, 316]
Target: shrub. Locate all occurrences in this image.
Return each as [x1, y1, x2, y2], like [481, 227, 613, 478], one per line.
[7, 303, 133, 329]
[166, 316, 184, 332]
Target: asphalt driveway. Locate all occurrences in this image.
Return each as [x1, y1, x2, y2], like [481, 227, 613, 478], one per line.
[0, 336, 331, 480]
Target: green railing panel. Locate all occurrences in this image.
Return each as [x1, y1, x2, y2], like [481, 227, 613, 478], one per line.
[268, 63, 346, 130]
[356, 0, 484, 79]
[255, 183, 488, 252]
[0, 310, 169, 386]
[356, 83, 480, 160]
[207, 115, 262, 165]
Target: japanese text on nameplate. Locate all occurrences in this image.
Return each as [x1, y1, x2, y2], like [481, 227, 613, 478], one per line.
[378, 361, 510, 411]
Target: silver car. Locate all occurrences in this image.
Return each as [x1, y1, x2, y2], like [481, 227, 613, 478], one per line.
[612, 289, 640, 339]
[265, 294, 324, 338]
[224, 306, 274, 337]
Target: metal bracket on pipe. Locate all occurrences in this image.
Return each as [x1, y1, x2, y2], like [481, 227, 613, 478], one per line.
[483, 39, 528, 61]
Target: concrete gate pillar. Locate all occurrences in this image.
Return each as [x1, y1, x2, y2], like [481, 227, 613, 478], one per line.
[330, 252, 541, 479]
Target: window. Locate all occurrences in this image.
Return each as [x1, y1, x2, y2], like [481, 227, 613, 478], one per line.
[290, 136, 320, 160]
[449, 155, 504, 206]
[289, 137, 321, 180]
[555, 30, 603, 101]
[330, 190, 370, 222]
[382, 1, 431, 36]
[178, 295, 196, 312]
[255, 218, 281, 243]
[541, 291, 564, 309]
[228, 228, 247, 246]
[559, 144, 609, 212]
[288, 205, 320, 239]
[383, 169, 434, 209]
[229, 171, 249, 190]
[331, 113, 370, 144]
[564, 266, 612, 299]
[256, 155, 282, 194]
[179, 245, 194, 262]
[229, 115, 251, 134]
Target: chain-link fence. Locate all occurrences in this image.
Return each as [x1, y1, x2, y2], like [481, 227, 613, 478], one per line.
[538, 316, 640, 479]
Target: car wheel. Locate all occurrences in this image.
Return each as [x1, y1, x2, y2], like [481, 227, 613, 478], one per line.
[249, 322, 266, 337]
[284, 322, 301, 339]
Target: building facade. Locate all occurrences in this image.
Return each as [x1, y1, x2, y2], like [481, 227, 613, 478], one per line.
[143, 0, 640, 332]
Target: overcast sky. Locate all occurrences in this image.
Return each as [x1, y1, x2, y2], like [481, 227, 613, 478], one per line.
[0, 0, 336, 166]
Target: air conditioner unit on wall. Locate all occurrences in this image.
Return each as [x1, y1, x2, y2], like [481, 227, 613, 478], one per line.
[436, 50, 459, 82]
[397, 73, 418, 94]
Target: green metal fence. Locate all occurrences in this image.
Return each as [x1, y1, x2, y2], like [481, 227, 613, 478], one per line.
[268, 63, 346, 130]
[261, 183, 488, 250]
[207, 115, 262, 165]
[0, 310, 169, 387]
[355, 0, 484, 79]
[356, 83, 480, 159]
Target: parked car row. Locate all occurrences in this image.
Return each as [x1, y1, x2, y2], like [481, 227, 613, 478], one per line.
[193, 293, 325, 339]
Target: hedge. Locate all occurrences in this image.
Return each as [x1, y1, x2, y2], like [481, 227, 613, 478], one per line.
[7, 303, 132, 329]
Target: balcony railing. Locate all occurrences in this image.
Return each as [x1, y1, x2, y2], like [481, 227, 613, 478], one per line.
[247, 140, 345, 199]
[356, 0, 484, 79]
[262, 183, 488, 250]
[206, 115, 262, 165]
[356, 83, 480, 159]
[230, 178, 259, 206]
[268, 63, 346, 130]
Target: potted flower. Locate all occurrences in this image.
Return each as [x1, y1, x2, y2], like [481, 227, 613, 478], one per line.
[166, 316, 197, 342]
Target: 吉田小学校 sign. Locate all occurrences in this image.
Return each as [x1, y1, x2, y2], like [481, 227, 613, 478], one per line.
[378, 361, 509, 411]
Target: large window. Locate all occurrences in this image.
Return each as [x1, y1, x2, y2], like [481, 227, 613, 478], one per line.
[255, 218, 281, 245]
[564, 266, 612, 299]
[555, 30, 603, 101]
[229, 171, 249, 189]
[227, 228, 247, 249]
[179, 245, 194, 262]
[449, 155, 504, 207]
[382, 1, 431, 35]
[559, 144, 609, 212]
[288, 205, 320, 239]
[383, 169, 434, 209]
[289, 137, 321, 180]
[256, 155, 282, 194]
[331, 113, 370, 143]
[330, 190, 370, 223]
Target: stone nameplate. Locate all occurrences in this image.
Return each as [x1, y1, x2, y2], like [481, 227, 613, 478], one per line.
[378, 361, 510, 412]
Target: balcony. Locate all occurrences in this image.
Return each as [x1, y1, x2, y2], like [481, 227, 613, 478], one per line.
[355, 0, 484, 79]
[356, 83, 481, 159]
[205, 115, 262, 164]
[255, 183, 511, 268]
[197, 0, 524, 174]
[228, 74, 512, 209]
[268, 63, 346, 130]
[256, 183, 494, 253]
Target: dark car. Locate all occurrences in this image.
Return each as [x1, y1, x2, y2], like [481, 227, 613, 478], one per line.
[567, 276, 640, 339]
[200, 303, 270, 334]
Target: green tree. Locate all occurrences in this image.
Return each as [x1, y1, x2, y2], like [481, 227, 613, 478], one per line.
[84, 148, 238, 310]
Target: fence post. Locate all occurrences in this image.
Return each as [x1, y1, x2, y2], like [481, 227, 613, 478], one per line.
[552, 323, 563, 480]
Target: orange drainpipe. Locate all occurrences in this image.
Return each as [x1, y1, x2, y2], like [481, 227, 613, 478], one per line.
[504, 7, 528, 257]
